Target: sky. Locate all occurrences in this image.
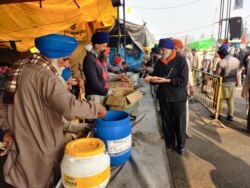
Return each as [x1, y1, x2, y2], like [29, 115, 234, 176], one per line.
[118, 0, 250, 42]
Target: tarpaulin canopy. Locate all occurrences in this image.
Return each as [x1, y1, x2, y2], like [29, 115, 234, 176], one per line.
[188, 38, 216, 51]
[0, 0, 117, 51]
[124, 20, 155, 51]
[108, 19, 155, 70]
[109, 19, 155, 51]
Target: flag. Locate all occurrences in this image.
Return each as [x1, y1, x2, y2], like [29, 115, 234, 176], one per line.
[233, 0, 243, 10]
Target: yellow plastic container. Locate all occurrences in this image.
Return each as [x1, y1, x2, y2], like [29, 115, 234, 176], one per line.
[61, 138, 110, 188]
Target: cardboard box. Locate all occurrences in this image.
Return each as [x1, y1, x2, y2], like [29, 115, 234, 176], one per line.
[109, 81, 134, 91]
[106, 90, 143, 114]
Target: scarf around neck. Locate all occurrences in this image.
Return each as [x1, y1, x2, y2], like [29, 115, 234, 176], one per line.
[96, 58, 110, 89]
[3, 53, 58, 104]
[160, 49, 177, 65]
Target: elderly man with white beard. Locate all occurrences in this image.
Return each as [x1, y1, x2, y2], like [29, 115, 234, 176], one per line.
[144, 38, 189, 155]
[1, 34, 106, 188]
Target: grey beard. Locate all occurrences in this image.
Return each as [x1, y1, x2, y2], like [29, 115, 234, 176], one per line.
[162, 53, 170, 59]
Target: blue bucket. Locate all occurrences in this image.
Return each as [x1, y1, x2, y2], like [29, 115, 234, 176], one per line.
[95, 110, 132, 167]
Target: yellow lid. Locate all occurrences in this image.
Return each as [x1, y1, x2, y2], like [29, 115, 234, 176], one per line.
[65, 138, 105, 157]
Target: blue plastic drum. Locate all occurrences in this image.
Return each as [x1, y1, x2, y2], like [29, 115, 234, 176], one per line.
[95, 110, 132, 167]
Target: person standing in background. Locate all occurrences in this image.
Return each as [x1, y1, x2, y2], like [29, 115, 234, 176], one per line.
[212, 51, 221, 74]
[213, 45, 240, 121]
[192, 48, 202, 86]
[201, 50, 212, 93]
[242, 52, 250, 133]
[234, 46, 245, 87]
[173, 39, 193, 138]
[108, 53, 127, 74]
[142, 47, 161, 75]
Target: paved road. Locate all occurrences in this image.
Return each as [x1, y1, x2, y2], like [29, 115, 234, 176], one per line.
[1, 85, 249, 188]
[168, 86, 250, 188]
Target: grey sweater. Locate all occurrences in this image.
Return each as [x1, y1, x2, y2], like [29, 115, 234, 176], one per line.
[215, 55, 240, 83]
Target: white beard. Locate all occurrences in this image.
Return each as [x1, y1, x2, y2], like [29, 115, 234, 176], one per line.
[161, 49, 172, 59]
[50, 58, 65, 76]
[50, 58, 67, 86]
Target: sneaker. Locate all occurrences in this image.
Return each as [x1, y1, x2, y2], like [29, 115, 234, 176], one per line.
[226, 116, 233, 121]
[177, 148, 185, 155]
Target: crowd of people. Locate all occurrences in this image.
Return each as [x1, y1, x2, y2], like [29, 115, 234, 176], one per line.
[1, 30, 250, 187]
[142, 37, 250, 155]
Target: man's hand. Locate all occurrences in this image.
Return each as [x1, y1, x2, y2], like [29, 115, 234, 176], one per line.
[141, 65, 149, 72]
[144, 75, 152, 82]
[0, 131, 13, 156]
[98, 106, 107, 119]
[144, 76, 170, 83]
[151, 77, 170, 83]
[118, 73, 131, 83]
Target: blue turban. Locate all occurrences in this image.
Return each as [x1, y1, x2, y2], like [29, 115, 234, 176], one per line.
[158, 38, 175, 49]
[35, 34, 78, 58]
[61, 68, 72, 81]
[219, 44, 228, 51]
[91, 32, 109, 44]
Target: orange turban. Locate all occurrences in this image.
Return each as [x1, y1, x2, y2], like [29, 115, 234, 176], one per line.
[173, 39, 183, 49]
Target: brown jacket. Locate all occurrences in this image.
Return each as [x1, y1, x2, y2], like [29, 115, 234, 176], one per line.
[4, 63, 102, 188]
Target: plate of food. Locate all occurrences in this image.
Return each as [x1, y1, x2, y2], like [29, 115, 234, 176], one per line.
[151, 76, 161, 81]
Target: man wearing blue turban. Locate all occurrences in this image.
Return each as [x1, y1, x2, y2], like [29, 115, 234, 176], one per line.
[144, 38, 189, 155]
[1, 34, 107, 188]
[212, 45, 240, 121]
[82, 31, 130, 105]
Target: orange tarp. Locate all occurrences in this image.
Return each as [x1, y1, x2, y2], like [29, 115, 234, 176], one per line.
[0, 0, 117, 51]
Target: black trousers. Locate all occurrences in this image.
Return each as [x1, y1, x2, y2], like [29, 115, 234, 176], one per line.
[159, 101, 187, 149]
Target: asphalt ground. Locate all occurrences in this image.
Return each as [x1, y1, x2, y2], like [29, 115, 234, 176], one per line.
[167, 87, 250, 188]
[1, 85, 249, 188]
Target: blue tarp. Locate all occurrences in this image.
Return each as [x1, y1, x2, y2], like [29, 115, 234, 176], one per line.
[109, 47, 143, 71]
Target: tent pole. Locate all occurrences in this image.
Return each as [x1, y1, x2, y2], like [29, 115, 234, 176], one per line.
[123, 0, 126, 62]
[117, 7, 121, 54]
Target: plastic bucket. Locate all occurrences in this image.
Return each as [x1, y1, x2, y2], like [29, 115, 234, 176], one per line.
[95, 110, 132, 167]
[61, 138, 110, 188]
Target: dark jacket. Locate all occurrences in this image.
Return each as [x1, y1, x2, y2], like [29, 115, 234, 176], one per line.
[83, 52, 109, 96]
[152, 54, 188, 102]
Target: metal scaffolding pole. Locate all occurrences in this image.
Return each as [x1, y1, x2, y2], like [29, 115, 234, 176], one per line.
[218, 0, 224, 39]
[224, 0, 229, 39]
[117, 7, 121, 53]
[224, 0, 232, 39]
[228, 0, 232, 39]
[122, 0, 126, 61]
